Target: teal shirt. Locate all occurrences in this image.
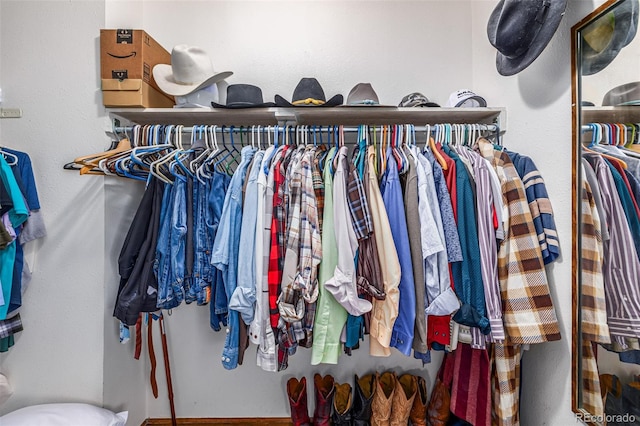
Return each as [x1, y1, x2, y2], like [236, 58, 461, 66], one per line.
[0, 155, 28, 320]
[311, 147, 348, 365]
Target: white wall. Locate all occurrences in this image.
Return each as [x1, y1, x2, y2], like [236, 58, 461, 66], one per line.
[0, 0, 107, 415]
[0, 0, 606, 423]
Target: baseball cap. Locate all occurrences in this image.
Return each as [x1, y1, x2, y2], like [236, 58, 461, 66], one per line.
[399, 92, 440, 107]
[445, 89, 487, 107]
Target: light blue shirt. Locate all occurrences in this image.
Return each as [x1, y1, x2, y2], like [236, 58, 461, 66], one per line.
[211, 146, 256, 370]
[229, 150, 264, 324]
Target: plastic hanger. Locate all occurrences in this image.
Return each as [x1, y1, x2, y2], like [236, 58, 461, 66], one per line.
[588, 123, 601, 148]
[624, 123, 637, 148]
[427, 124, 448, 171]
[151, 125, 184, 183]
[0, 148, 18, 166]
[197, 125, 224, 182]
[262, 126, 278, 176]
[214, 126, 233, 174]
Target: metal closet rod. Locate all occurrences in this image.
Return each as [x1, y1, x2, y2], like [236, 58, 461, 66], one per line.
[114, 123, 499, 134]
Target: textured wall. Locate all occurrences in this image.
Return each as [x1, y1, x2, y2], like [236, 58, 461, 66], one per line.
[0, 0, 107, 415]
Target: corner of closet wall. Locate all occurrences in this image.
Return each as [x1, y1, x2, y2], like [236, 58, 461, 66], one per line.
[101, 4, 148, 426]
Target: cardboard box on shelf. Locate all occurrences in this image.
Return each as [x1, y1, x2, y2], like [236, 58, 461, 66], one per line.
[100, 29, 174, 107]
[101, 79, 174, 108]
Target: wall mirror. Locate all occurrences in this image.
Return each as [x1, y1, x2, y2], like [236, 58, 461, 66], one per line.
[573, 0, 640, 423]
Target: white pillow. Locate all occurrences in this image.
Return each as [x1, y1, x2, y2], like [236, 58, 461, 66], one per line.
[0, 403, 128, 426]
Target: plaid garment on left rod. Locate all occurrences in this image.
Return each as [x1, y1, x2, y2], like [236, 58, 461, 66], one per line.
[0, 313, 22, 339]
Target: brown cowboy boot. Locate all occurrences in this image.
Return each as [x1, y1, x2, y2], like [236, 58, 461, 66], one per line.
[390, 374, 418, 426]
[409, 376, 428, 426]
[313, 373, 335, 426]
[371, 371, 396, 426]
[287, 377, 312, 426]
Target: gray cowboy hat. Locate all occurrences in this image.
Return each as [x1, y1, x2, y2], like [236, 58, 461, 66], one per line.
[602, 81, 640, 106]
[581, 0, 639, 76]
[487, 0, 568, 76]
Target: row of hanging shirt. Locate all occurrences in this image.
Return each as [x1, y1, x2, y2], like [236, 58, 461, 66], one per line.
[112, 122, 561, 366]
[580, 122, 640, 355]
[578, 122, 640, 418]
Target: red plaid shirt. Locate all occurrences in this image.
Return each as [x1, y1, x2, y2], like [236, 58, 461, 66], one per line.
[268, 146, 292, 329]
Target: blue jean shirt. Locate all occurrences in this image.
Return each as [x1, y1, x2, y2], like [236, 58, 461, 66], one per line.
[211, 146, 256, 369]
[380, 149, 416, 356]
[169, 175, 189, 306]
[209, 171, 231, 331]
[191, 178, 212, 305]
[156, 183, 179, 310]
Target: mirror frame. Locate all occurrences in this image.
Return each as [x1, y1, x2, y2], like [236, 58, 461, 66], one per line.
[571, 0, 623, 421]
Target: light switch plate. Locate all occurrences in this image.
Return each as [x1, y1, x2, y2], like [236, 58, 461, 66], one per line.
[0, 108, 22, 118]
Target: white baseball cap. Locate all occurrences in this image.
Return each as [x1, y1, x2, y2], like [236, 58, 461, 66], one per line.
[445, 89, 487, 107]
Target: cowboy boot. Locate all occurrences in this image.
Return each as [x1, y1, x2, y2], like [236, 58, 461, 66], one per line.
[371, 371, 396, 426]
[409, 376, 428, 426]
[332, 382, 353, 425]
[426, 377, 451, 426]
[287, 377, 312, 426]
[313, 373, 335, 426]
[353, 374, 375, 426]
[390, 374, 418, 426]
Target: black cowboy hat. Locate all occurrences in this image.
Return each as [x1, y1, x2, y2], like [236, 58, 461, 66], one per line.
[581, 0, 639, 76]
[487, 0, 568, 76]
[274, 78, 343, 107]
[211, 84, 275, 109]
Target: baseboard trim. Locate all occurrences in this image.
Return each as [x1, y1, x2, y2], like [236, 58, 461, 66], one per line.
[142, 418, 292, 425]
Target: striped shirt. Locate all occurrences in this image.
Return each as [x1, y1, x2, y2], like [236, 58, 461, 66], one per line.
[456, 147, 504, 343]
[584, 153, 640, 344]
[505, 150, 559, 264]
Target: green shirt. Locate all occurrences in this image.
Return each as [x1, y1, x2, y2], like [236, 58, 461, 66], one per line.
[311, 147, 348, 365]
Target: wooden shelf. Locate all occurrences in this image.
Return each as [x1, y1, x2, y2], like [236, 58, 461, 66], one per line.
[109, 106, 506, 128]
[581, 106, 640, 124]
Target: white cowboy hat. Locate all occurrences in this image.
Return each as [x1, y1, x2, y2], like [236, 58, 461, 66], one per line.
[153, 45, 233, 97]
